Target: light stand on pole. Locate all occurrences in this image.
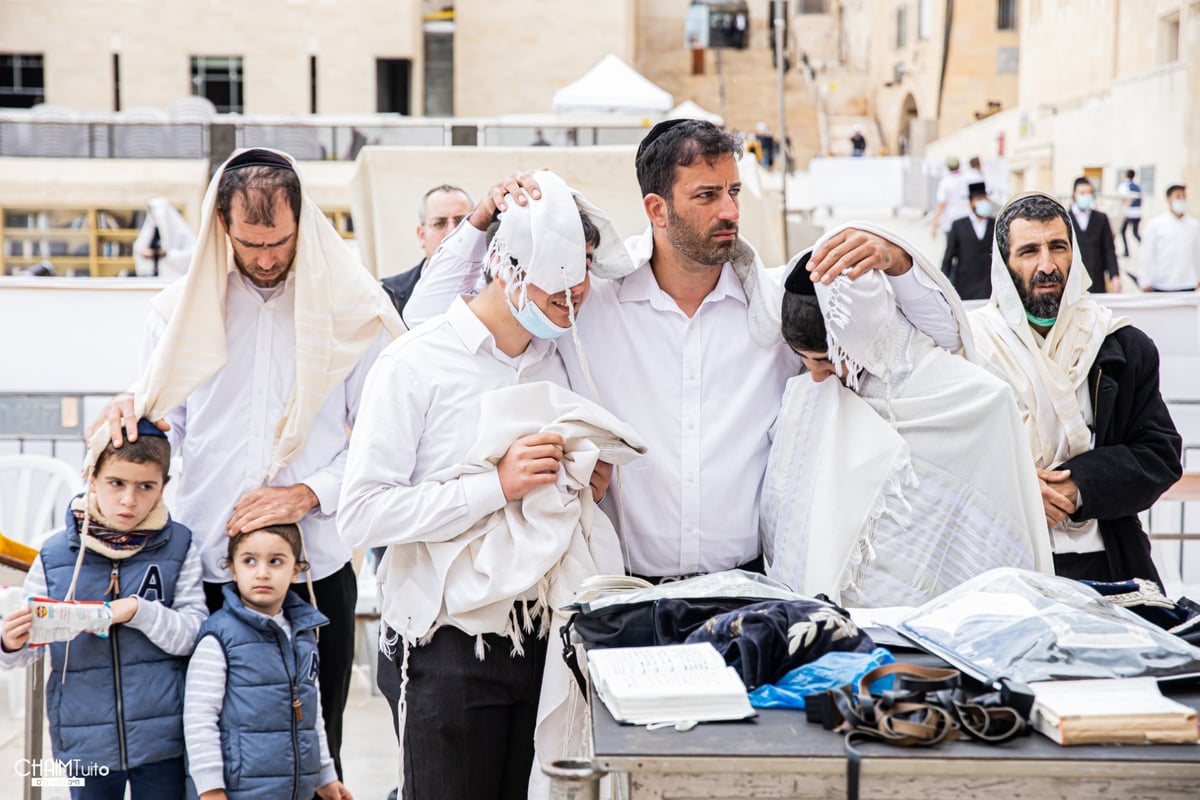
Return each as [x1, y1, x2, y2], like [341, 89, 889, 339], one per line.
[774, 1, 789, 257]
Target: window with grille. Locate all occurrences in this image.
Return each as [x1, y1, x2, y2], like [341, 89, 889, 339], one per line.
[191, 56, 244, 114]
[0, 54, 45, 109]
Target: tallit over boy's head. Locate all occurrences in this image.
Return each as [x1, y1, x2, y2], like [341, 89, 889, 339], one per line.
[485, 170, 588, 295]
[482, 170, 633, 338]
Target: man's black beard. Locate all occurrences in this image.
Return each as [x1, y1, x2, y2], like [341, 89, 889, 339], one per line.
[665, 204, 737, 266]
[1008, 266, 1065, 319]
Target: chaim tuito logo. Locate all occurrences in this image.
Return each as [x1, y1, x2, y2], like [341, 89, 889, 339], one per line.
[14, 757, 111, 787]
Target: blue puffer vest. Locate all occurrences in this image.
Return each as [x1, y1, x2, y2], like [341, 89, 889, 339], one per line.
[197, 583, 328, 800]
[40, 503, 193, 771]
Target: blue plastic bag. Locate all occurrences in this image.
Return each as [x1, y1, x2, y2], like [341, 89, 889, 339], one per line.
[747, 646, 895, 709]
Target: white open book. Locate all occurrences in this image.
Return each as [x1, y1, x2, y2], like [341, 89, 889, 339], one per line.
[587, 642, 755, 726]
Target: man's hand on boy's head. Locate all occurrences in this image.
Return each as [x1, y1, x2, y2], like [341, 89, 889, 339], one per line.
[807, 228, 914, 285]
[1, 606, 32, 652]
[468, 170, 545, 231]
[225, 484, 319, 536]
[89, 392, 170, 449]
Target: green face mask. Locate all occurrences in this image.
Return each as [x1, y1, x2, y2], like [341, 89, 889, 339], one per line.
[1026, 312, 1057, 327]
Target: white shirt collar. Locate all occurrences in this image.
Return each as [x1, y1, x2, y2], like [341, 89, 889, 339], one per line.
[618, 229, 748, 312]
[445, 295, 556, 363]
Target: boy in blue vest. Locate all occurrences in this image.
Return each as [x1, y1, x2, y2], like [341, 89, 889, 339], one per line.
[184, 523, 352, 800]
[0, 420, 207, 799]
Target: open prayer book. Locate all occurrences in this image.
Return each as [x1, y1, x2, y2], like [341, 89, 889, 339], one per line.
[587, 642, 755, 726]
[1030, 677, 1199, 745]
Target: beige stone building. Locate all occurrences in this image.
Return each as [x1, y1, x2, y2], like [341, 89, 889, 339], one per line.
[922, 0, 1199, 217]
[796, 0, 1019, 157]
[0, 1, 830, 159]
[0, 0, 432, 115]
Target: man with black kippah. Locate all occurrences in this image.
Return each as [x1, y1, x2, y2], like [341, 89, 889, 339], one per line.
[90, 147, 405, 790]
[408, 119, 962, 585]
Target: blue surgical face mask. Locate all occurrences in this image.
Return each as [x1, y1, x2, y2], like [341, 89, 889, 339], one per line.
[510, 295, 571, 339]
[974, 199, 996, 218]
[1075, 194, 1094, 211]
[1172, 199, 1188, 215]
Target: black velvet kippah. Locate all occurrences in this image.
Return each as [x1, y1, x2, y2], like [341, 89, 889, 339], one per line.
[135, 418, 168, 439]
[223, 148, 295, 173]
[635, 118, 694, 164]
[783, 250, 817, 296]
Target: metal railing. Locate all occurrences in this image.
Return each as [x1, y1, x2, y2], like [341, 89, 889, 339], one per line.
[0, 115, 653, 161]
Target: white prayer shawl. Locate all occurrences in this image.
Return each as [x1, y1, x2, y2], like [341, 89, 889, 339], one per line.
[132, 197, 196, 279]
[968, 192, 1130, 471]
[762, 224, 1052, 607]
[85, 148, 406, 477]
[374, 381, 645, 797]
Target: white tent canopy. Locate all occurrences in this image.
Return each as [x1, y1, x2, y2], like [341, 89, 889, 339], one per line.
[666, 99, 724, 126]
[552, 54, 673, 115]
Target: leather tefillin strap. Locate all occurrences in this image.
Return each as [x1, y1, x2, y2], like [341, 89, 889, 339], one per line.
[805, 663, 1030, 800]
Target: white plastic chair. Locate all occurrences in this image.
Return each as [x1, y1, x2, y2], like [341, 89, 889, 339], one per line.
[0, 454, 82, 550]
[0, 454, 82, 720]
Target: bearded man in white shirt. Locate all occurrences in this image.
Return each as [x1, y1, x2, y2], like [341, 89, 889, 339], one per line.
[407, 119, 961, 582]
[91, 148, 404, 782]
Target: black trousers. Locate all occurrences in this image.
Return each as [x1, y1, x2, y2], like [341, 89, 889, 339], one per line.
[204, 560, 357, 782]
[1120, 217, 1141, 255]
[378, 621, 548, 800]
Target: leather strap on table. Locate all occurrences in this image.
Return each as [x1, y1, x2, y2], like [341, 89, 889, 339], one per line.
[806, 662, 1028, 800]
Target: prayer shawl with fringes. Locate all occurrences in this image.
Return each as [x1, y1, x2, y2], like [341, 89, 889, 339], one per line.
[84, 147, 406, 478]
[375, 381, 645, 798]
[762, 223, 1052, 607]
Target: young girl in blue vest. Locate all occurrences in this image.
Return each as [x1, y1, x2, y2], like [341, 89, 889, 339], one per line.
[0, 421, 207, 799]
[184, 523, 352, 800]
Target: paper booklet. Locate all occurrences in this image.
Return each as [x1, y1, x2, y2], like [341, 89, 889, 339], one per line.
[569, 574, 653, 606]
[587, 642, 755, 726]
[1030, 677, 1199, 746]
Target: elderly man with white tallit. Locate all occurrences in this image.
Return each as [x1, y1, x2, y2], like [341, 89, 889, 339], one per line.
[968, 192, 1182, 587]
[761, 224, 1054, 608]
[90, 148, 405, 781]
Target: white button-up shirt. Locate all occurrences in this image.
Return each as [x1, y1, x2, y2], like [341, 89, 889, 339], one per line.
[338, 296, 565, 549]
[145, 270, 389, 582]
[1140, 212, 1200, 291]
[406, 223, 958, 577]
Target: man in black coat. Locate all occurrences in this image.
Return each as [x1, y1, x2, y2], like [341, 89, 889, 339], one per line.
[941, 181, 995, 300]
[381, 184, 472, 322]
[969, 193, 1181, 587]
[1069, 176, 1122, 293]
